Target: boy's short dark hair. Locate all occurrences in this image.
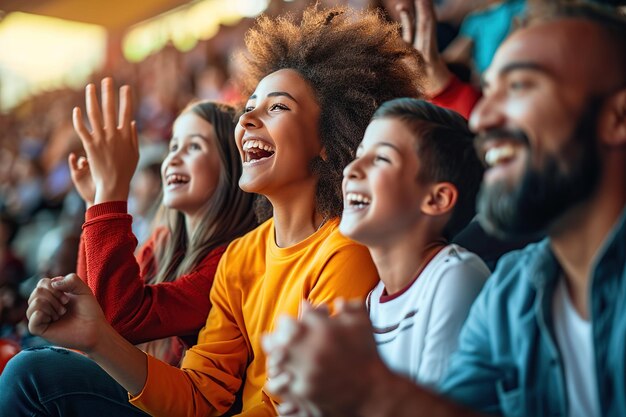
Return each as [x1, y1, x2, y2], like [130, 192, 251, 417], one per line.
[372, 98, 484, 240]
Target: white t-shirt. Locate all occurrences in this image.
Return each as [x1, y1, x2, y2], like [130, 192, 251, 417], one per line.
[552, 278, 601, 417]
[367, 244, 489, 387]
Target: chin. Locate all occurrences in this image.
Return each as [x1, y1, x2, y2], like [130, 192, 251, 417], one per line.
[339, 220, 365, 244]
[238, 178, 258, 194]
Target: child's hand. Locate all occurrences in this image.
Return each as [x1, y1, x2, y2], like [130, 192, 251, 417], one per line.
[72, 77, 139, 204]
[27, 274, 108, 354]
[68, 153, 95, 207]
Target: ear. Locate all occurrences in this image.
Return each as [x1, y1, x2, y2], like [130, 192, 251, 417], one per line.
[598, 88, 626, 147]
[420, 182, 458, 217]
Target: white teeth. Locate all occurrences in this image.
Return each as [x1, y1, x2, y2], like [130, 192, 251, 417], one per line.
[485, 145, 517, 167]
[242, 139, 276, 165]
[243, 140, 276, 153]
[346, 192, 371, 205]
[166, 174, 190, 185]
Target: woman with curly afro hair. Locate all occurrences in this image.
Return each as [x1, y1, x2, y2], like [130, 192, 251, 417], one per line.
[242, 5, 424, 219]
[18, 5, 424, 417]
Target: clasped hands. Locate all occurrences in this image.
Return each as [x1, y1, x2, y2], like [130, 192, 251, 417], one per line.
[262, 299, 387, 417]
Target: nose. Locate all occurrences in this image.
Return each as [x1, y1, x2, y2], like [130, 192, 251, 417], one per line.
[163, 148, 183, 172]
[238, 108, 262, 130]
[468, 93, 506, 134]
[343, 157, 364, 179]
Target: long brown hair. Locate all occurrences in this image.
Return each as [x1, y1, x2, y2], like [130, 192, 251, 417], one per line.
[142, 101, 257, 362]
[151, 101, 257, 284]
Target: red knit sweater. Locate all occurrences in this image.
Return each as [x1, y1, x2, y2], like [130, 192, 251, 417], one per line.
[430, 75, 481, 120]
[77, 201, 225, 348]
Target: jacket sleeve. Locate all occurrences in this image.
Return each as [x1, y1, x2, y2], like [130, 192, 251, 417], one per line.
[82, 201, 223, 343]
[129, 253, 247, 417]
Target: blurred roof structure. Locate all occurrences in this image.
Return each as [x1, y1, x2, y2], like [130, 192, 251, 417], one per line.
[1, 0, 192, 32]
[0, 0, 272, 111]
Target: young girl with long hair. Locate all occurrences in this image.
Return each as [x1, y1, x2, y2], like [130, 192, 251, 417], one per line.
[12, 5, 422, 417]
[0, 94, 257, 415]
[70, 91, 257, 364]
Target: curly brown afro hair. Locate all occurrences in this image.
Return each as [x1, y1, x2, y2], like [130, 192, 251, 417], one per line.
[240, 5, 425, 219]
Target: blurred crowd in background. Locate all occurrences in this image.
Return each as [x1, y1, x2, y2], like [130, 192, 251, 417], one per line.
[0, 0, 623, 348]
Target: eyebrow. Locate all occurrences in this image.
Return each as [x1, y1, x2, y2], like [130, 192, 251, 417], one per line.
[480, 61, 552, 89]
[359, 142, 402, 155]
[377, 142, 402, 153]
[248, 91, 298, 103]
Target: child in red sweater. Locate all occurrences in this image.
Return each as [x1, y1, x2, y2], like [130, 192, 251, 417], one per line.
[0, 96, 256, 415]
[69, 94, 257, 364]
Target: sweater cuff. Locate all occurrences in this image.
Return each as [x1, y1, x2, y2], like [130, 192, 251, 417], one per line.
[86, 201, 128, 221]
[128, 353, 162, 411]
[429, 75, 481, 120]
[430, 75, 463, 102]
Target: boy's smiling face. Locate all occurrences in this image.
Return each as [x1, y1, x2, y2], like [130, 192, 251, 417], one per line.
[340, 117, 430, 246]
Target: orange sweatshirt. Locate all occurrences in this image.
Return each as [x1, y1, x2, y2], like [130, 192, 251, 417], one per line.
[130, 217, 378, 416]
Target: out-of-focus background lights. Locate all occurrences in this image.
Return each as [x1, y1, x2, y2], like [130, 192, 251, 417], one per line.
[0, 12, 106, 112]
[123, 0, 270, 62]
[0, 0, 270, 113]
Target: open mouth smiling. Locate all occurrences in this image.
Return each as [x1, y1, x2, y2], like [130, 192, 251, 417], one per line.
[479, 140, 528, 183]
[165, 174, 190, 187]
[484, 143, 519, 167]
[345, 192, 372, 210]
[242, 139, 276, 166]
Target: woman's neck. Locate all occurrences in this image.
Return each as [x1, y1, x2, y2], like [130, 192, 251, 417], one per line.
[369, 231, 447, 295]
[269, 193, 325, 248]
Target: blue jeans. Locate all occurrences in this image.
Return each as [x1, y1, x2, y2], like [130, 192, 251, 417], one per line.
[0, 347, 149, 417]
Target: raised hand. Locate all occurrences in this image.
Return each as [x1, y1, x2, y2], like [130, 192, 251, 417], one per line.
[27, 274, 108, 353]
[396, 0, 452, 95]
[68, 153, 95, 207]
[72, 78, 139, 204]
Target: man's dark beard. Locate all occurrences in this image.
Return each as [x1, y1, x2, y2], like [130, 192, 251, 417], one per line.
[476, 102, 602, 239]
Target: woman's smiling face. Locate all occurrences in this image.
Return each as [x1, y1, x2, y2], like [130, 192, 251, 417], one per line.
[235, 69, 322, 198]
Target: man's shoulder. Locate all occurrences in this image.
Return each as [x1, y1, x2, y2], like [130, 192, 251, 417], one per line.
[481, 238, 552, 303]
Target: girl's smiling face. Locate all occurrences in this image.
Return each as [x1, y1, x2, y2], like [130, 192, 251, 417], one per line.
[235, 69, 322, 198]
[161, 112, 222, 217]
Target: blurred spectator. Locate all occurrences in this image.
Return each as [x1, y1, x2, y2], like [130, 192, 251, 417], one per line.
[443, 0, 526, 74]
[1, 156, 44, 222]
[0, 214, 27, 345]
[129, 162, 163, 246]
[0, 214, 25, 288]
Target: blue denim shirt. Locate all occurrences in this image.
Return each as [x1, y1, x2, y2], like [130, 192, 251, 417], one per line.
[438, 209, 626, 417]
